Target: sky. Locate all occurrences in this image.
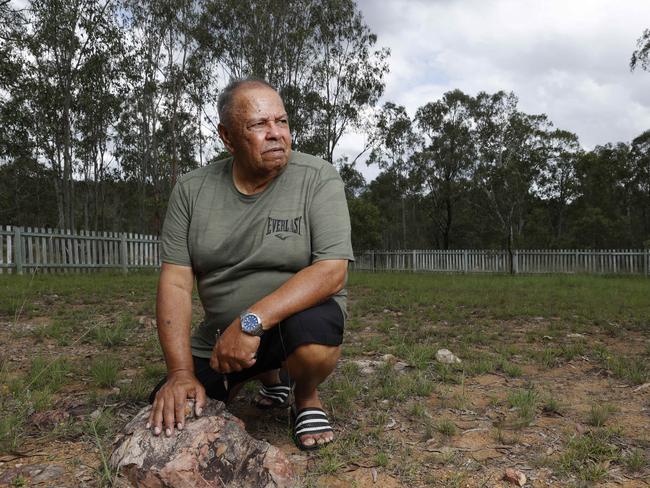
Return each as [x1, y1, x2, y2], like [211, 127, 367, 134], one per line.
[337, 0, 650, 182]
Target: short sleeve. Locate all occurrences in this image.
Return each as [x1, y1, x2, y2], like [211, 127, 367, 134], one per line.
[161, 181, 193, 266]
[309, 165, 355, 263]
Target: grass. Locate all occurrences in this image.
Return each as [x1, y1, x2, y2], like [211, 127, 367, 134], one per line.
[557, 429, 621, 482]
[2, 271, 650, 486]
[586, 403, 618, 427]
[90, 355, 120, 388]
[507, 388, 538, 426]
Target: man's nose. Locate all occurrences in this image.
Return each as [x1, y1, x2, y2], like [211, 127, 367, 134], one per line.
[266, 121, 281, 139]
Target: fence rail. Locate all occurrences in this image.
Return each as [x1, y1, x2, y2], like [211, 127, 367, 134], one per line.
[0, 225, 160, 274]
[352, 249, 650, 276]
[2, 225, 649, 276]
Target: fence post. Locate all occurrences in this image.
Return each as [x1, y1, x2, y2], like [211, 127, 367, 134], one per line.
[371, 250, 375, 272]
[463, 250, 468, 273]
[120, 233, 128, 274]
[14, 226, 23, 275]
[645, 248, 649, 278]
[513, 250, 519, 274]
[412, 250, 416, 272]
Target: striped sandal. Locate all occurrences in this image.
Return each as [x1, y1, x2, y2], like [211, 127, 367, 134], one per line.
[291, 406, 334, 451]
[255, 383, 292, 409]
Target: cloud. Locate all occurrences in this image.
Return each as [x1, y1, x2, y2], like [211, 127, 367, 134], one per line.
[341, 0, 650, 180]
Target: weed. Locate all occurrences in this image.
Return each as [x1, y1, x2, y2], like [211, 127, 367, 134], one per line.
[436, 418, 457, 437]
[92, 318, 130, 347]
[90, 355, 120, 388]
[507, 388, 538, 426]
[374, 451, 389, 467]
[557, 429, 620, 481]
[499, 359, 523, 377]
[602, 354, 648, 385]
[623, 448, 647, 472]
[27, 357, 71, 392]
[586, 403, 617, 427]
[541, 396, 562, 415]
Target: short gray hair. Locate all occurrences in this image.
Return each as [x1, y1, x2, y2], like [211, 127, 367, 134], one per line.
[217, 78, 277, 127]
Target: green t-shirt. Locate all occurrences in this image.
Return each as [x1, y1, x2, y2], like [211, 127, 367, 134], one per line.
[160, 151, 354, 358]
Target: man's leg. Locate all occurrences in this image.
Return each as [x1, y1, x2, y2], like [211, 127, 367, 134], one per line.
[285, 343, 341, 447]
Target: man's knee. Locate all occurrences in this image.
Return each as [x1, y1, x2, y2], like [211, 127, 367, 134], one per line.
[287, 343, 340, 370]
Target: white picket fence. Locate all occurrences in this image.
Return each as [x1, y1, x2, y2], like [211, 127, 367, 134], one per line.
[0, 225, 160, 274]
[1, 225, 648, 276]
[352, 249, 650, 276]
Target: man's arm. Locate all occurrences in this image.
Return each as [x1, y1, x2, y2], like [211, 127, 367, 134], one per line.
[147, 263, 206, 436]
[210, 259, 348, 373]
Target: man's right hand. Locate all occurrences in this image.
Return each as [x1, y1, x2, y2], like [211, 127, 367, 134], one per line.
[146, 370, 206, 437]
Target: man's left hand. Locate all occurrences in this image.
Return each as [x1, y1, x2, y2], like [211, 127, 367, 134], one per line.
[210, 319, 260, 373]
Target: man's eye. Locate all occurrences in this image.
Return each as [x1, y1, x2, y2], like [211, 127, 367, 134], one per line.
[278, 119, 288, 125]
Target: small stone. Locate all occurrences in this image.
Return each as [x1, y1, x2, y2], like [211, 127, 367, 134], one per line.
[29, 410, 70, 428]
[633, 382, 650, 393]
[566, 333, 585, 338]
[371, 467, 378, 483]
[503, 468, 526, 486]
[393, 361, 409, 372]
[436, 349, 461, 364]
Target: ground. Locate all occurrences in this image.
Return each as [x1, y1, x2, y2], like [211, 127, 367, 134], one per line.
[0, 271, 649, 487]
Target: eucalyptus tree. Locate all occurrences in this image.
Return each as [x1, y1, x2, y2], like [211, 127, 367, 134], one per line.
[367, 102, 421, 248]
[414, 89, 475, 249]
[536, 129, 581, 244]
[631, 28, 650, 71]
[116, 0, 209, 231]
[198, 0, 389, 162]
[15, 0, 126, 230]
[471, 91, 551, 262]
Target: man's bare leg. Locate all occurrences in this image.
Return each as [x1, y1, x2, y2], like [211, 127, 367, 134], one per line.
[285, 343, 340, 448]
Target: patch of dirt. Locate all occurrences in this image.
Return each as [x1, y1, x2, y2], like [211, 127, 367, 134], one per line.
[1, 286, 649, 487]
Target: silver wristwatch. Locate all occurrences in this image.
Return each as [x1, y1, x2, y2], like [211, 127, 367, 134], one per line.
[239, 311, 264, 336]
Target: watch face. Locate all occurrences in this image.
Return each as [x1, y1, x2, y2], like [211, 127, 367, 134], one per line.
[241, 313, 260, 333]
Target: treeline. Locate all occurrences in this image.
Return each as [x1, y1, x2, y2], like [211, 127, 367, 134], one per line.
[345, 91, 650, 251]
[1, 1, 649, 251]
[0, 0, 388, 232]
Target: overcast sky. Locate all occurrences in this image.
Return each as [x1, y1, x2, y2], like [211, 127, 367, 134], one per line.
[338, 0, 650, 181]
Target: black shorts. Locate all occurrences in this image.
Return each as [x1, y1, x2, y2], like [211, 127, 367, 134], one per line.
[149, 298, 344, 403]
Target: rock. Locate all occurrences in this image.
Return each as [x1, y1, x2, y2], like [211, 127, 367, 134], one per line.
[29, 409, 70, 428]
[393, 361, 409, 372]
[633, 382, 650, 393]
[0, 464, 65, 485]
[351, 359, 383, 375]
[109, 399, 295, 488]
[436, 349, 461, 364]
[566, 333, 585, 338]
[503, 468, 526, 486]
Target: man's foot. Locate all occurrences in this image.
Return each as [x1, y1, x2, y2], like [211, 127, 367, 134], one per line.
[254, 369, 292, 409]
[291, 395, 334, 449]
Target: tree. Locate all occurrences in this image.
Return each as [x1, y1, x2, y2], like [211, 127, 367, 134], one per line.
[536, 129, 581, 245]
[414, 89, 474, 249]
[472, 91, 551, 262]
[367, 102, 421, 248]
[631, 28, 650, 71]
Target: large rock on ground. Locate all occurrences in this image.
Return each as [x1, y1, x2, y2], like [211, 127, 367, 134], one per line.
[109, 399, 295, 488]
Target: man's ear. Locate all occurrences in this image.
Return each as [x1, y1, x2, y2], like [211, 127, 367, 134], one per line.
[218, 123, 234, 154]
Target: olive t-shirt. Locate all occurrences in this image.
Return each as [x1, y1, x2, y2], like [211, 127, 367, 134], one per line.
[160, 151, 354, 358]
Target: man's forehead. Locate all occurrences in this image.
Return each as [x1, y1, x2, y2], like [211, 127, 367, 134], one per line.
[232, 86, 286, 118]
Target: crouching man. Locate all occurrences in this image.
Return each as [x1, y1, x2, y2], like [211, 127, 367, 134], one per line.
[147, 78, 354, 451]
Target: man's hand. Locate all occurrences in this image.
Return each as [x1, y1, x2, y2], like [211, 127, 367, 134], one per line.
[147, 370, 206, 437]
[210, 320, 260, 373]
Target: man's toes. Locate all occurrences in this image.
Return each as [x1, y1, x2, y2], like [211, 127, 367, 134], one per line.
[301, 435, 316, 447]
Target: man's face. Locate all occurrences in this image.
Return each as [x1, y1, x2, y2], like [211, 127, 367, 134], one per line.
[219, 85, 292, 177]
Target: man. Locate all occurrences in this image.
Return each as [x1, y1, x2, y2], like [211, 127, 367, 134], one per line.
[146, 78, 354, 450]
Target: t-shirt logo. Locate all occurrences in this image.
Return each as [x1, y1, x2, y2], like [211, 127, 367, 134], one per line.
[266, 215, 303, 239]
